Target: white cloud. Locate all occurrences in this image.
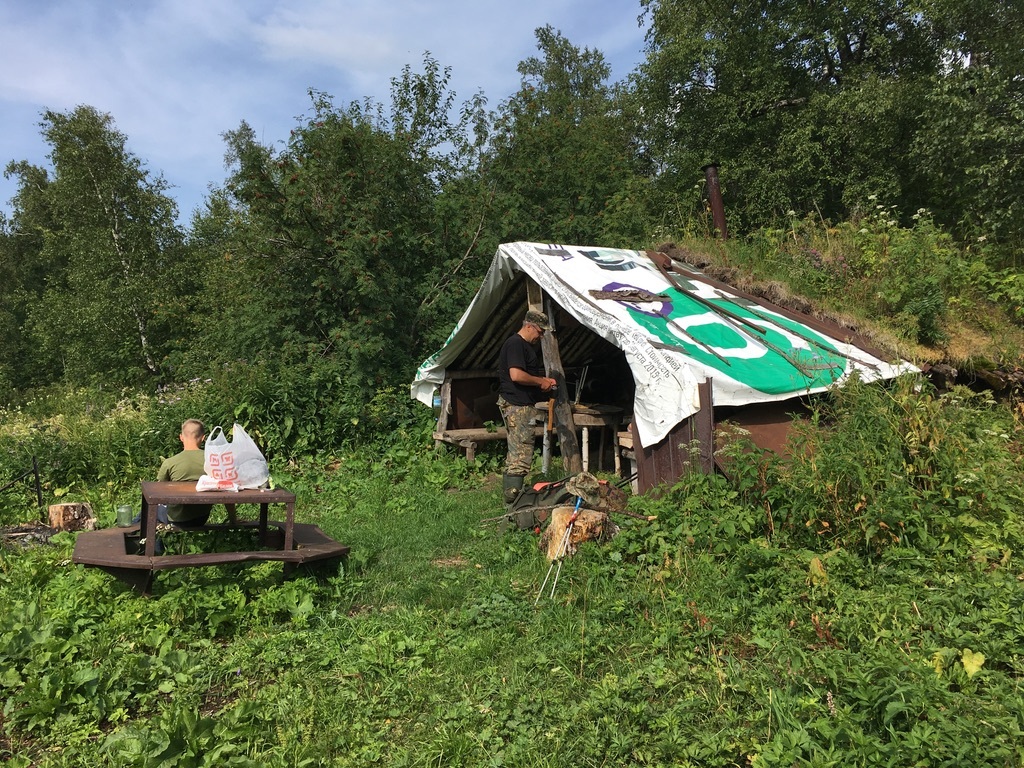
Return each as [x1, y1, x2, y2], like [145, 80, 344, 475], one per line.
[0, 0, 647, 221]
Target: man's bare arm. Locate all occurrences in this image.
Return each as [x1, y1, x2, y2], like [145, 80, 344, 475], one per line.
[509, 368, 556, 391]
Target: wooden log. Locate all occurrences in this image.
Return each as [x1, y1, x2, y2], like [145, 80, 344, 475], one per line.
[541, 505, 610, 560]
[48, 502, 96, 531]
[435, 427, 509, 442]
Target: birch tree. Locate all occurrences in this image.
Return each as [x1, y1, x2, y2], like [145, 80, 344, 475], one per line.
[5, 106, 188, 385]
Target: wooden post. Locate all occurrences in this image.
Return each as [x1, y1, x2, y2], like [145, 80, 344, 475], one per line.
[540, 294, 582, 474]
[696, 377, 715, 473]
[702, 163, 728, 240]
[434, 376, 453, 452]
[527, 280, 544, 312]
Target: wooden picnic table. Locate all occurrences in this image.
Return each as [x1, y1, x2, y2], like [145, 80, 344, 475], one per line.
[138, 481, 294, 556]
[72, 481, 348, 592]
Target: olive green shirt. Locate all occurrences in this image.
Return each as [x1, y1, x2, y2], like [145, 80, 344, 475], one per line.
[157, 449, 212, 523]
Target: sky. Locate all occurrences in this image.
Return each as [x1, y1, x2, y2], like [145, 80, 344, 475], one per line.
[0, 0, 649, 226]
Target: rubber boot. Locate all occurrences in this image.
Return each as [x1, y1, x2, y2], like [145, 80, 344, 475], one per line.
[502, 474, 525, 505]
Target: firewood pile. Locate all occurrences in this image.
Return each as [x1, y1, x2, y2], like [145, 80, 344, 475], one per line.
[2, 502, 96, 548]
[1, 523, 58, 547]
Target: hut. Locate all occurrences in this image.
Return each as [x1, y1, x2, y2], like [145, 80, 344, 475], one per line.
[411, 242, 917, 492]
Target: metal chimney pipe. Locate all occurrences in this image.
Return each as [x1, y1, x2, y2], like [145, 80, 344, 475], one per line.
[702, 163, 728, 240]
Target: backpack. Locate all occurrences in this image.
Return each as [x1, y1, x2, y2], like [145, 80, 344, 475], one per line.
[507, 477, 574, 530]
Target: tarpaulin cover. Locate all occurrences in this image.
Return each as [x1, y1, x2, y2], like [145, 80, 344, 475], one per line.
[411, 242, 918, 447]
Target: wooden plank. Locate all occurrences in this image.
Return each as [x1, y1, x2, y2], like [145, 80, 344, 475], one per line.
[141, 482, 295, 506]
[543, 296, 582, 474]
[433, 426, 548, 442]
[435, 427, 507, 442]
[73, 523, 348, 572]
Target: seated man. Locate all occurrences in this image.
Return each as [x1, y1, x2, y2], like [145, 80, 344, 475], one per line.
[155, 418, 213, 527]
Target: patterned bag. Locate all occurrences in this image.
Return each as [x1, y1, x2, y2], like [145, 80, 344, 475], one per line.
[203, 423, 269, 489]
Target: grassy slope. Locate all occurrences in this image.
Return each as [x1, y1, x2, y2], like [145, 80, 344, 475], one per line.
[2, 440, 1022, 767]
[658, 232, 1024, 377]
[2, 224, 1023, 765]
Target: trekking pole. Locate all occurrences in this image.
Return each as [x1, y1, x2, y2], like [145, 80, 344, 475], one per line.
[549, 499, 583, 599]
[536, 525, 570, 604]
[536, 497, 582, 604]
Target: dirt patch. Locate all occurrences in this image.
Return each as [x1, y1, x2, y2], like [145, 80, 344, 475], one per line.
[1, 522, 57, 547]
[432, 556, 468, 568]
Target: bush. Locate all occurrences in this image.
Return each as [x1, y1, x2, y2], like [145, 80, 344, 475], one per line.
[0, 387, 159, 523]
[755, 376, 1024, 557]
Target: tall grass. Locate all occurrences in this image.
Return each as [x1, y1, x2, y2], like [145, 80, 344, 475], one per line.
[670, 207, 1024, 363]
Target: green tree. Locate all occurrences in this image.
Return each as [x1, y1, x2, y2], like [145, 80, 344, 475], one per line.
[185, 65, 476, 447]
[912, 0, 1024, 253]
[208, 92, 436, 363]
[390, 57, 499, 353]
[636, 0, 941, 231]
[0, 162, 60, 395]
[485, 26, 641, 246]
[2, 106, 188, 390]
[192, 54, 500, 363]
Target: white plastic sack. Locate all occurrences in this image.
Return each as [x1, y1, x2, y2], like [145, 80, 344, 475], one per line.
[203, 423, 270, 489]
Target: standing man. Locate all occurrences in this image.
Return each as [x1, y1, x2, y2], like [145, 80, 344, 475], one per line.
[156, 419, 213, 526]
[497, 310, 557, 504]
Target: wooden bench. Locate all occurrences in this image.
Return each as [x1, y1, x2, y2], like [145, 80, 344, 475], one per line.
[433, 426, 546, 462]
[433, 370, 515, 461]
[72, 521, 348, 593]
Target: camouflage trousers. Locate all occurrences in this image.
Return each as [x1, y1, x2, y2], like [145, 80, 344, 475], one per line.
[497, 396, 537, 476]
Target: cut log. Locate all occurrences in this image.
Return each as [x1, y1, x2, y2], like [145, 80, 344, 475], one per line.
[541, 505, 611, 561]
[48, 502, 96, 532]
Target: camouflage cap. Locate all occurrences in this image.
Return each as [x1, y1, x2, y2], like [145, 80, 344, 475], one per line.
[524, 310, 552, 331]
[566, 471, 601, 506]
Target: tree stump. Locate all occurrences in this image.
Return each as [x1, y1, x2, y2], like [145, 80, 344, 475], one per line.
[541, 505, 610, 561]
[48, 503, 96, 531]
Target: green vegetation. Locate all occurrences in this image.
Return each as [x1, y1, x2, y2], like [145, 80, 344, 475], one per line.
[1, 2, 1023, 764]
[1, 378, 1023, 766]
[3, 3, 1023, 406]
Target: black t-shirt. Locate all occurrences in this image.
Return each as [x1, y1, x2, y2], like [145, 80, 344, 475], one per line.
[498, 333, 545, 405]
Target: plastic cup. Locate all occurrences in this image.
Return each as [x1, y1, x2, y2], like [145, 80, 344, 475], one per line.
[116, 505, 134, 527]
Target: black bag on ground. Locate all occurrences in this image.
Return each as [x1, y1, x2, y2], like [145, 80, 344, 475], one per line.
[507, 477, 574, 529]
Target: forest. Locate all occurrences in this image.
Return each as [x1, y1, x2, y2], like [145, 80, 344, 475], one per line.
[1, 1, 1022, 443]
[1, 2, 1024, 765]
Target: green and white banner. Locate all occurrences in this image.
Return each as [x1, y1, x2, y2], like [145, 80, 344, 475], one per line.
[412, 242, 918, 447]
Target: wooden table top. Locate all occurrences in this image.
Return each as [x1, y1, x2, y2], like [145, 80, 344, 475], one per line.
[140, 481, 294, 505]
